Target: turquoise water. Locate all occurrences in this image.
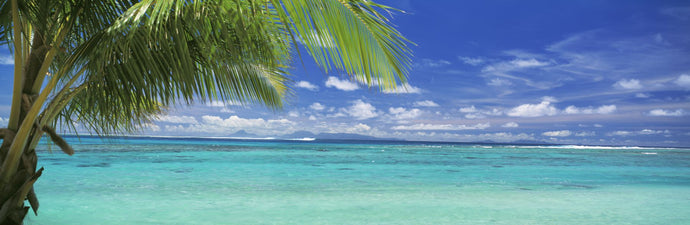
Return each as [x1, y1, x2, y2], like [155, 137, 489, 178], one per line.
[23, 137, 690, 224]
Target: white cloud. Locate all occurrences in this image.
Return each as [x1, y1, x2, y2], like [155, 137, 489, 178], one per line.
[481, 58, 549, 72]
[541, 96, 559, 103]
[417, 58, 451, 68]
[638, 129, 670, 135]
[501, 122, 519, 128]
[388, 107, 423, 120]
[613, 79, 643, 90]
[309, 102, 326, 111]
[288, 111, 300, 117]
[347, 123, 371, 133]
[460, 106, 503, 119]
[464, 113, 485, 119]
[511, 58, 549, 68]
[165, 115, 297, 136]
[0, 55, 13, 65]
[674, 74, 690, 89]
[458, 56, 484, 66]
[325, 76, 359, 91]
[609, 129, 670, 136]
[610, 131, 632, 136]
[391, 123, 490, 131]
[507, 101, 558, 117]
[635, 93, 650, 98]
[487, 78, 512, 86]
[648, 109, 684, 116]
[575, 131, 596, 137]
[564, 105, 617, 115]
[0, 117, 8, 127]
[295, 81, 319, 91]
[542, 130, 572, 137]
[459, 106, 478, 113]
[202, 115, 294, 129]
[154, 115, 198, 124]
[413, 100, 439, 107]
[344, 100, 378, 120]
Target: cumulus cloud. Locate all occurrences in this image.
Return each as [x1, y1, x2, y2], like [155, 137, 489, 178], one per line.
[459, 106, 478, 113]
[155, 115, 199, 124]
[648, 109, 684, 116]
[391, 123, 490, 131]
[458, 56, 484, 66]
[575, 131, 596, 137]
[413, 100, 439, 107]
[542, 130, 572, 137]
[635, 93, 650, 98]
[564, 105, 617, 115]
[164, 115, 296, 136]
[613, 79, 643, 90]
[347, 123, 371, 133]
[0, 117, 8, 127]
[309, 102, 326, 111]
[675, 74, 690, 89]
[501, 122, 519, 128]
[325, 76, 359, 91]
[389, 107, 423, 120]
[0, 55, 13, 65]
[295, 81, 319, 91]
[202, 115, 294, 129]
[344, 100, 378, 120]
[459, 106, 503, 119]
[609, 129, 670, 136]
[507, 101, 558, 117]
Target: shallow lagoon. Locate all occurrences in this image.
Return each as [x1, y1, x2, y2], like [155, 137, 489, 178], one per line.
[25, 137, 690, 224]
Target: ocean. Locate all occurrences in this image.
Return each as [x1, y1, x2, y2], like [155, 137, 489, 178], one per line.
[23, 136, 690, 224]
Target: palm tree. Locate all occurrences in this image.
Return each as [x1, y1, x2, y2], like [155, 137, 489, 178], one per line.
[0, 0, 411, 224]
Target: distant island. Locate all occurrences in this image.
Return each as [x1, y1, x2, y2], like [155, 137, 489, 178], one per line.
[228, 130, 404, 141]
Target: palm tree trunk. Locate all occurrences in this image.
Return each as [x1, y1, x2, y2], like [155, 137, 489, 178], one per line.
[0, 31, 48, 225]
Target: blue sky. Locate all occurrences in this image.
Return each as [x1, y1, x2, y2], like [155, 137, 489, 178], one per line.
[1, 0, 690, 147]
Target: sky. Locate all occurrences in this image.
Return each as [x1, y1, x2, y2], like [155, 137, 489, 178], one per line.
[1, 0, 690, 147]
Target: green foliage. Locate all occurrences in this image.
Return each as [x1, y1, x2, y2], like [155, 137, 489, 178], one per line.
[0, 0, 412, 135]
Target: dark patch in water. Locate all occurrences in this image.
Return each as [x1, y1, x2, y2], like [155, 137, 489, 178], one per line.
[152, 160, 170, 163]
[558, 184, 595, 189]
[446, 169, 460, 173]
[338, 168, 354, 170]
[465, 157, 477, 159]
[76, 162, 110, 168]
[317, 149, 328, 152]
[51, 162, 65, 165]
[519, 187, 533, 191]
[504, 156, 529, 159]
[491, 165, 503, 168]
[175, 156, 194, 158]
[172, 168, 193, 173]
[398, 175, 412, 178]
[311, 164, 322, 167]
